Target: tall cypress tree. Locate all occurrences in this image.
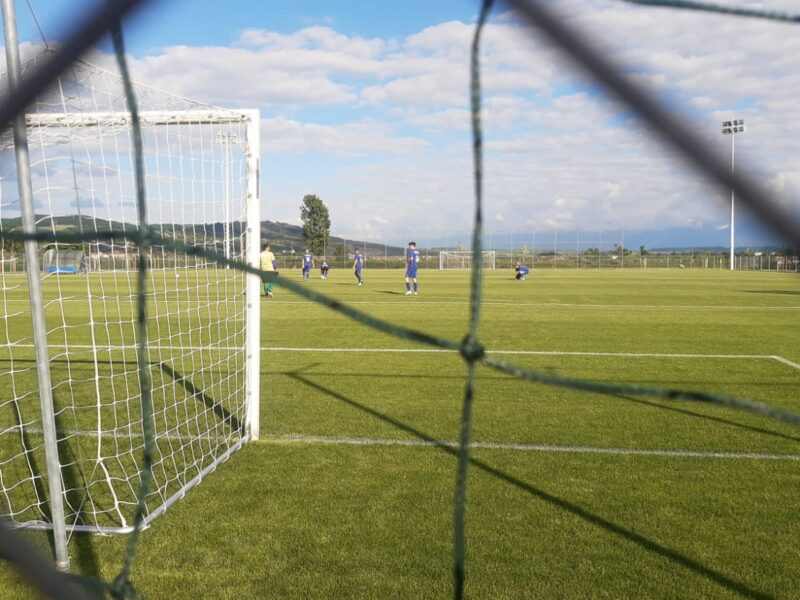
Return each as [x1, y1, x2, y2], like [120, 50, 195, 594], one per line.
[299, 194, 331, 258]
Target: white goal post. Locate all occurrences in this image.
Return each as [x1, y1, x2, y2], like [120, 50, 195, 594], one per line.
[439, 250, 496, 270]
[0, 58, 261, 550]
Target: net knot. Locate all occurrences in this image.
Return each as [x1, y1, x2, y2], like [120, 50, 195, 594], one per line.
[460, 337, 485, 362]
[110, 574, 136, 599]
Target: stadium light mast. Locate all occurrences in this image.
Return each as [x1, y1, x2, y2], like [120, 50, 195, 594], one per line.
[722, 118, 745, 271]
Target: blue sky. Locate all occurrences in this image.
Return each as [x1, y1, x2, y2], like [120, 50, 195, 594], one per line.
[15, 0, 476, 52]
[7, 0, 800, 246]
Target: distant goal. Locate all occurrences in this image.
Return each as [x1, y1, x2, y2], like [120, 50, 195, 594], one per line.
[439, 250, 496, 270]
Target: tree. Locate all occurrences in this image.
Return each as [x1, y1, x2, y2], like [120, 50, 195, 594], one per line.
[299, 194, 331, 257]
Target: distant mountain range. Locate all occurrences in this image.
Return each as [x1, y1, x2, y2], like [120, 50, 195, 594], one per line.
[4, 215, 795, 254]
[257, 220, 404, 256]
[1, 215, 405, 256]
[432, 223, 796, 253]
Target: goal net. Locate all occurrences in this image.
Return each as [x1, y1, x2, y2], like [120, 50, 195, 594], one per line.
[0, 58, 260, 536]
[41, 248, 85, 274]
[439, 250, 496, 270]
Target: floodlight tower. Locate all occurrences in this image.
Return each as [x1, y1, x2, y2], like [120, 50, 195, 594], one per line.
[722, 118, 745, 271]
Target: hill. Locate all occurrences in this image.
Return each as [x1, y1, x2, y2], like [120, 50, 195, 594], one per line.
[260, 220, 403, 257]
[0, 215, 404, 258]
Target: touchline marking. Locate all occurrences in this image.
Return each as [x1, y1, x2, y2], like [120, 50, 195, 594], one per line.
[22, 427, 236, 444]
[267, 300, 800, 310]
[261, 434, 800, 461]
[5, 343, 799, 368]
[18, 427, 799, 461]
[3, 298, 800, 310]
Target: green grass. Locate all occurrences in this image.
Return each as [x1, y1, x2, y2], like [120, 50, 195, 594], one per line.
[2, 268, 800, 599]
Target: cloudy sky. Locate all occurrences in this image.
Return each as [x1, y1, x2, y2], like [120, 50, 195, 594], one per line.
[8, 0, 800, 245]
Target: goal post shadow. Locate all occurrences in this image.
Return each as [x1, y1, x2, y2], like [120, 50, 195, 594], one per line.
[156, 361, 244, 437]
[283, 370, 768, 599]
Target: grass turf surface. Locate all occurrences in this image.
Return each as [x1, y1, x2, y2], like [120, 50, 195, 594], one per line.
[2, 268, 800, 598]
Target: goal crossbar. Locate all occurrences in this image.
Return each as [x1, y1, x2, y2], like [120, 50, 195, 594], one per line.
[26, 109, 252, 128]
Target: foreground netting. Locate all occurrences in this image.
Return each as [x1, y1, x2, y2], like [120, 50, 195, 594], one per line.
[0, 55, 261, 540]
[0, 1, 798, 599]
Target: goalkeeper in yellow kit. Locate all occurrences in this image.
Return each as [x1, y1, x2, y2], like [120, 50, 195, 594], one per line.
[260, 242, 277, 297]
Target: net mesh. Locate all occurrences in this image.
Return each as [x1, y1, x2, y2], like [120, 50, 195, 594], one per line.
[0, 56, 255, 536]
[0, 1, 799, 599]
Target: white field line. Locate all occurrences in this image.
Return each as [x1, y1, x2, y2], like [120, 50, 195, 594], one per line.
[263, 300, 800, 310]
[0, 343, 779, 360]
[7, 343, 800, 377]
[262, 434, 800, 461]
[5, 343, 800, 372]
[23, 427, 233, 444]
[2, 297, 800, 310]
[771, 355, 800, 372]
[27, 428, 799, 462]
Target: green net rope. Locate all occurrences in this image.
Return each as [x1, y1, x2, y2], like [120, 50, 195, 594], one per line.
[618, 0, 800, 23]
[1, 1, 799, 598]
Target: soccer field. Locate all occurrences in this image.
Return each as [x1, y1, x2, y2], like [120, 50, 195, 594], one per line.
[3, 268, 800, 599]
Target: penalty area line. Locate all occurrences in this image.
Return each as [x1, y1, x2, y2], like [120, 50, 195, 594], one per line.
[259, 434, 800, 461]
[3, 343, 789, 363]
[771, 355, 800, 372]
[262, 347, 777, 361]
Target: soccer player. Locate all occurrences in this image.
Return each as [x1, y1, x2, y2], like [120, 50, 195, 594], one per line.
[320, 260, 329, 279]
[405, 241, 420, 295]
[301, 248, 314, 281]
[352, 248, 364, 286]
[260, 242, 277, 297]
[514, 259, 529, 281]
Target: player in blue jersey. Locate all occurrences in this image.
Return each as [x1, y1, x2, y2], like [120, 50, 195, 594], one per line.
[352, 248, 364, 286]
[301, 248, 314, 281]
[405, 241, 420, 295]
[514, 259, 529, 280]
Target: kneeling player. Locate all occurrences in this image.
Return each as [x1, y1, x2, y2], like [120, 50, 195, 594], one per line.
[320, 260, 329, 279]
[515, 260, 529, 280]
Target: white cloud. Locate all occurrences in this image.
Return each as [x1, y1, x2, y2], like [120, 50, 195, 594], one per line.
[15, 0, 797, 240]
[234, 26, 386, 62]
[261, 116, 428, 154]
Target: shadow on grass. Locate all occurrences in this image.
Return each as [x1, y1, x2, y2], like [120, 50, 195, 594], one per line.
[8, 403, 53, 554]
[5, 401, 103, 596]
[158, 362, 243, 435]
[740, 290, 800, 296]
[374, 290, 404, 296]
[275, 370, 494, 382]
[52, 409, 102, 589]
[287, 371, 771, 600]
[613, 394, 800, 444]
